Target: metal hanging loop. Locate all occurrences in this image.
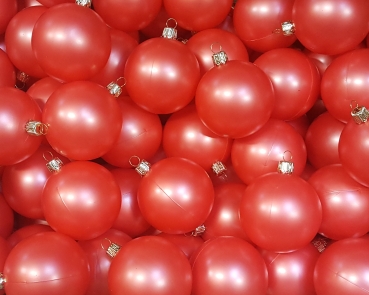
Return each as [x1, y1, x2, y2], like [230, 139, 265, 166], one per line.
[162, 18, 178, 39]
[273, 21, 295, 36]
[106, 77, 126, 97]
[212, 161, 227, 176]
[129, 156, 151, 176]
[101, 238, 121, 258]
[43, 151, 64, 173]
[211, 43, 228, 66]
[25, 121, 48, 136]
[75, 0, 92, 7]
[350, 100, 369, 124]
[277, 150, 294, 174]
[0, 273, 5, 290]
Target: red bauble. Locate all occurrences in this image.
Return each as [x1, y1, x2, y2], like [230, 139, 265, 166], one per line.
[0, 0, 17, 35]
[254, 48, 320, 120]
[339, 119, 369, 187]
[5, 6, 47, 78]
[102, 96, 162, 168]
[2, 144, 70, 219]
[26, 76, 63, 111]
[32, 3, 111, 82]
[157, 233, 204, 260]
[93, 0, 162, 32]
[196, 60, 275, 138]
[124, 37, 200, 114]
[78, 229, 132, 295]
[233, 0, 296, 52]
[305, 112, 345, 169]
[42, 81, 122, 161]
[191, 237, 268, 295]
[89, 28, 138, 97]
[260, 244, 320, 295]
[163, 0, 233, 32]
[137, 157, 214, 234]
[42, 161, 121, 240]
[321, 48, 369, 123]
[231, 118, 307, 185]
[0, 87, 42, 166]
[110, 168, 151, 238]
[162, 104, 232, 173]
[309, 164, 369, 240]
[203, 183, 250, 242]
[293, 0, 369, 55]
[108, 236, 192, 295]
[240, 173, 322, 252]
[6, 224, 54, 249]
[186, 28, 249, 77]
[3, 232, 90, 295]
[314, 237, 369, 295]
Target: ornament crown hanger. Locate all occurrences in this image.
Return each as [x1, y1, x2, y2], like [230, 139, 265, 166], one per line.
[277, 150, 294, 174]
[162, 18, 178, 40]
[25, 120, 48, 136]
[0, 273, 5, 289]
[129, 156, 151, 176]
[350, 100, 369, 124]
[43, 151, 64, 173]
[211, 43, 228, 66]
[75, 0, 91, 8]
[101, 238, 121, 258]
[106, 77, 126, 98]
[273, 21, 296, 36]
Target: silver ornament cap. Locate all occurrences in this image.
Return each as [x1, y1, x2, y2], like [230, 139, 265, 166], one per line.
[350, 101, 369, 124]
[129, 156, 151, 176]
[277, 151, 294, 174]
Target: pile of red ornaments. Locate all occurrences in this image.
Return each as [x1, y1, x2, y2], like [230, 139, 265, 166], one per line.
[1, 0, 369, 294]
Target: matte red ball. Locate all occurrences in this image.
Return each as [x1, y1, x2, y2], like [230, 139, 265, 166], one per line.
[321, 48, 369, 123]
[0, 87, 42, 166]
[260, 243, 320, 295]
[93, 0, 162, 32]
[137, 157, 214, 234]
[125, 37, 200, 114]
[157, 233, 204, 260]
[191, 236, 268, 295]
[309, 164, 369, 240]
[203, 183, 250, 242]
[196, 60, 275, 138]
[42, 81, 122, 161]
[0, 0, 17, 35]
[231, 118, 307, 185]
[108, 236, 192, 295]
[89, 28, 138, 96]
[2, 144, 70, 219]
[102, 96, 162, 168]
[233, 0, 296, 52]
[162, 104, 232, 173]
[240, 173, 322, 252]
[42, 161, 121, 240]
[78, 229, 132, 295]
[3, 232, 90, 295]
[186, 28, 249, 76]
[110, 168, 151, 238]
[254, 48, 320, 120]
[163, 0, 233, 32]
[32, 3, 111, 82]
[305, 112, 345, 169]
[5, 6, 48, 78]
[314, 237, 369, 295]
[293, 0, 369, 55]
[339, 119, 369, 187]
